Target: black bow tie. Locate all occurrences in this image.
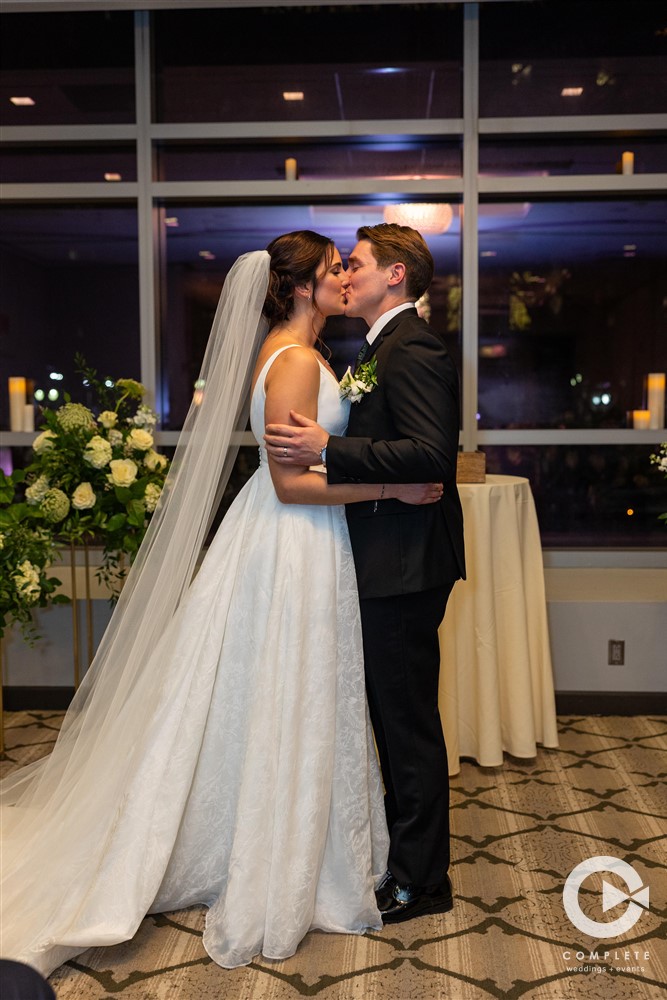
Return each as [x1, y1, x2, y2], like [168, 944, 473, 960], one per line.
[355, 340, 370, 368]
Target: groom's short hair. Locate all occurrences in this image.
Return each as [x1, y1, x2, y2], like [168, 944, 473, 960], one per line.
[356, 223, 434, 301]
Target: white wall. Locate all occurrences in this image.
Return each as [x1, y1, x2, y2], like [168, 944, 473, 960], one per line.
[545, 569, 667, 693]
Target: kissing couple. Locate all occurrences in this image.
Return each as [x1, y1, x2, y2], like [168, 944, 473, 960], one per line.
[1, 223, 464, 975]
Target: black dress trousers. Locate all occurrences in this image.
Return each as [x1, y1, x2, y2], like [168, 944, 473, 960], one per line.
[360, 583, 454, 888]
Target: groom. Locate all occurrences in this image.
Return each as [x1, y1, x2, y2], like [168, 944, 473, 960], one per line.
[265, 223, 465, 923]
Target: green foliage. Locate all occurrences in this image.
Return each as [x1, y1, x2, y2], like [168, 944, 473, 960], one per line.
[3, 359, 172, 642]
[0, 470, 64, 643]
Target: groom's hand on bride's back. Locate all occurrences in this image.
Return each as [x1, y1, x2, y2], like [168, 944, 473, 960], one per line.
[264, 412, 327, 466]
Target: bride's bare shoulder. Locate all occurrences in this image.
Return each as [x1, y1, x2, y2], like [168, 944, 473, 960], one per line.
[252, 338, 317, 393]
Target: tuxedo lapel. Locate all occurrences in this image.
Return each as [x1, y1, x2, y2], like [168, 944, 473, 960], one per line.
[354, 308, 417, 371]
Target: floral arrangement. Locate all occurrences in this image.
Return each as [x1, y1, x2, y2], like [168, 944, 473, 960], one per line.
[0, 469, 66, 642]
[650, 442, 667, 525]
[13, 356, 171, 602]
[339, 357, 378, 403]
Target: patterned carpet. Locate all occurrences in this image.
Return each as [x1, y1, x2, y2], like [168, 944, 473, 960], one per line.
[1, 712, 665, 1000]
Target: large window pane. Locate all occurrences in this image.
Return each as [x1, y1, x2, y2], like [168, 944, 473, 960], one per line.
[0, 204, 140, 430]
[0, 145, 136, 184]
[480, 1, 667, 117]
[478, 200, 667, 429]
[158, 202, 461, 429]
[483, 444, 665, 547]
[154, 5, 462, 123]
[0, 12, 135, 126]
[156, 138, 461, 182]
[480, 137, 667, 177]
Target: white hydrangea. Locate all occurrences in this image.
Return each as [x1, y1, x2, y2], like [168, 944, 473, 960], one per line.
[84, 435, 113, 469]
[108, 428, 123, 448]
[13, 560, 41, 603]
[143, 449, 168, 472]
[25, 474, 50, 505]
[144, 482, 162, 513]
[33, 430, 56, 454]
[131, 404, 158, 430]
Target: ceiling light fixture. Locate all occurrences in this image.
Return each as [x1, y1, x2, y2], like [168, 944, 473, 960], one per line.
[561, 87, 583, 97]
[383, 203, 453, 235]
[282, 91, 304, 101]
[165, 217, 179, 227]
[104, 172, 122, 182]
[10, 96, 35, 106]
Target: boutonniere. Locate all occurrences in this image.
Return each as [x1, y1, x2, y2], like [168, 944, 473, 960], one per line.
[339, 357, 378, 403]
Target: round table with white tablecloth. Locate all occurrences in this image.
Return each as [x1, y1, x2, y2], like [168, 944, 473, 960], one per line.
[438, 475, 559, 775]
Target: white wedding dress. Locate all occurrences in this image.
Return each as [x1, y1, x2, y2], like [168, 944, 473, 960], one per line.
[1, 346, 388, 976]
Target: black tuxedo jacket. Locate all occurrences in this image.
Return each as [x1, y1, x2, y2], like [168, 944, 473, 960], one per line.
[327, 307, 466, 599]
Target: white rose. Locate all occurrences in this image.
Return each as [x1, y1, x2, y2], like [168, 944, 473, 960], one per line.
[144, 482, 162, 513]
[108, 458, 138, 488]
[72, 482, 96, 510]
[98, 410, 118, 429]
[108, 428, 123, 448]
[126, 428, 154, 452]
[33, 430, 56, 454]
[84, 435, 113, 469]
[143, 449, 168, 472]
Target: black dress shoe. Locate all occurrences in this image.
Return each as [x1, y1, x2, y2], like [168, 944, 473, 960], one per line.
[375, 870, 398, 910]
[380, 874, 453, 924]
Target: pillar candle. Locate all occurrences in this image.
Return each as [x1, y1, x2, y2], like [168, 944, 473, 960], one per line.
[621, 151, 634, 175]
[8, 377, 26, 431]
[632, 409, 650, 429]
[647, 372, 665, 429]
[23, 403, 35, 433]
[285, 157, 298, 181]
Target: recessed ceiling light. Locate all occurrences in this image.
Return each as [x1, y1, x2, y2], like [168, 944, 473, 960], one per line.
[282, 91, 304, 101]
[10, 96, 35, 106]
[104, 172, 122, 182]
[561, 87, 583, 97]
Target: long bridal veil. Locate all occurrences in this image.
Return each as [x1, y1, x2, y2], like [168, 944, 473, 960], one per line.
[0, 251, 271, 965]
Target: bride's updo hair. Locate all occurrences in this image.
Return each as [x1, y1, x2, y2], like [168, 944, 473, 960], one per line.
[264, 230, 335, 324]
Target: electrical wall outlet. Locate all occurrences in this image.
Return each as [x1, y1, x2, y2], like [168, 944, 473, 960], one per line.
[608, 640, 625, 666]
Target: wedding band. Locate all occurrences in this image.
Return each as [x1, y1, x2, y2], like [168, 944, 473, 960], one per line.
[283, 447, 287, 457]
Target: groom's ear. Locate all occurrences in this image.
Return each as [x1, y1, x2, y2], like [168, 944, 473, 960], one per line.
[387, 262, 407, 287]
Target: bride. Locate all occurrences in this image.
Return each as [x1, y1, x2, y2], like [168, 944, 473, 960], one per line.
[0, 230, 442, 976]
